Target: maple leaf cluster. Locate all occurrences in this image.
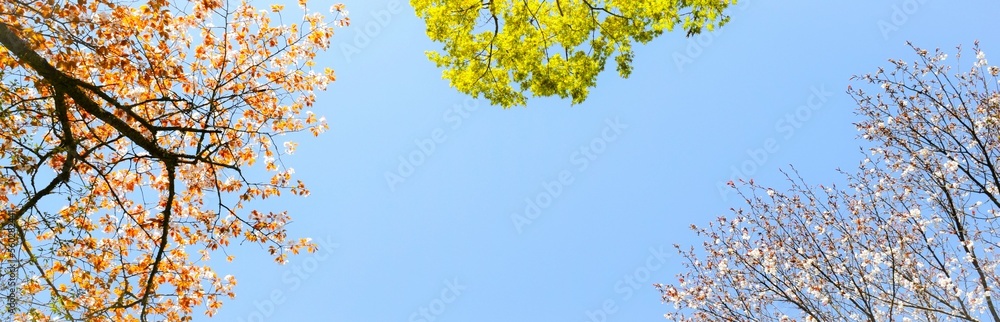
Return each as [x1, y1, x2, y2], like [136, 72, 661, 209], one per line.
[0, 0, 347, 320]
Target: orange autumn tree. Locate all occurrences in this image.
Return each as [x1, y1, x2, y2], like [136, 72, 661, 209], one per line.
[0, 0, 347, 320]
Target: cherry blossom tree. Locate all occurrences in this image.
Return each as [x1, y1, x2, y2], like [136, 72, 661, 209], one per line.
[658, 42, 1000, 321]
[0, 0, 347, 320]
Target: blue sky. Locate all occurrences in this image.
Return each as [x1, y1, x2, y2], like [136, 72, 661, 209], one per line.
[201, 1, 1000, 321]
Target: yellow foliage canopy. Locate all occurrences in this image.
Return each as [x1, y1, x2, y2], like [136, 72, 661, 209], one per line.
[412, 0, 736, 107]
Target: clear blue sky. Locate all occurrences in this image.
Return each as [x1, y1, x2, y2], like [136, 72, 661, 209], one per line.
[200, 1, 1000, 321]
